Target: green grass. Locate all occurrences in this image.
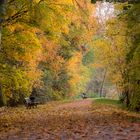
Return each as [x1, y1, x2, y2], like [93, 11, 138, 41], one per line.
[94, 98, 120, 106]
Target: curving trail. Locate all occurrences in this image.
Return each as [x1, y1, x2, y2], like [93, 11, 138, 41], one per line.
[0, 99, 140, 140]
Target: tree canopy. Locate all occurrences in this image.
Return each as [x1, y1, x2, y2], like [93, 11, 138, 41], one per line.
[0, 0, 139, 111]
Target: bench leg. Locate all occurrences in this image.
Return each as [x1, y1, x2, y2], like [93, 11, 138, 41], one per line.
[25, 103, 38, 109]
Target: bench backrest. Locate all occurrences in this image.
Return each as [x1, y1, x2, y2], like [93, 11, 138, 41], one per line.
[25, 97, 31, 104]
[25, 97, 38, 104]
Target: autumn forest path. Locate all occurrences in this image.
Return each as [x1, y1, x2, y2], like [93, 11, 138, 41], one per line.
[0, 99, 140, 140]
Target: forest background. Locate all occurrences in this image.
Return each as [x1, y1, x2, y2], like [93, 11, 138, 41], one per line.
[0, 0, 139, 111]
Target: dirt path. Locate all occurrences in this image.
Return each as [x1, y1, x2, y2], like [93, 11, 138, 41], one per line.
[0, 99, 140, 140]
[56, 99, 92, 110]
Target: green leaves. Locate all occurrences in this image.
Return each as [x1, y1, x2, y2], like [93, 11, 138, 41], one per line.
[82, 48, 94, 66]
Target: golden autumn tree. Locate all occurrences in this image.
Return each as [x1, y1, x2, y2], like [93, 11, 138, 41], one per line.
[0, 0, 98, 105]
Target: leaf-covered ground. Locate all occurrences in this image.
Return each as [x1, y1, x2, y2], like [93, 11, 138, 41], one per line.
[0, 99, 140, 140]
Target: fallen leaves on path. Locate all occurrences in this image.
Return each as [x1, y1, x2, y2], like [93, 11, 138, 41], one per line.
[0, 99, 140, 140]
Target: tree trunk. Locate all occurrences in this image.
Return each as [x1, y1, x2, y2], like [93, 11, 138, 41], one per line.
[0, 0, 6, 49]
[0, 84, 4, 106]
[100, 68, 108, 97]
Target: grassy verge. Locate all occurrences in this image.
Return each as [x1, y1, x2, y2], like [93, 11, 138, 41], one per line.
[92, 98, 140, 122]
[94, 98, 120, 106]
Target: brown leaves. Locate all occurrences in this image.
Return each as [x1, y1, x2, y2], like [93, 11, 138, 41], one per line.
[0, 99, 140, 139]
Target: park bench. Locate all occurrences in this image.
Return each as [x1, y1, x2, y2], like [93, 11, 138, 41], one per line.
[24, 97, 39, 109]
[81, 93, 87, 99]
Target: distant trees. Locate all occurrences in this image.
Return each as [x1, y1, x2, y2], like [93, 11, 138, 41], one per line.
[91, 2, 140, 110]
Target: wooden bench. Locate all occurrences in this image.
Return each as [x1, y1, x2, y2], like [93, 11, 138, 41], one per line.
[81, 93, 87, 99]
[24, 97, 39, 109]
